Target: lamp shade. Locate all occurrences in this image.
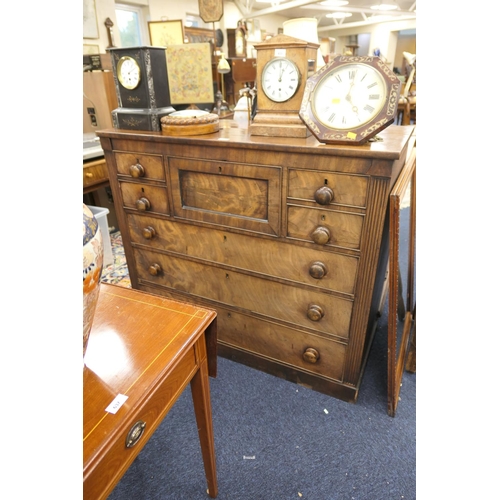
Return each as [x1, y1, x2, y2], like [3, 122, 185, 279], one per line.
[403, 51, 416, 66]
[283, 17, 325, 68]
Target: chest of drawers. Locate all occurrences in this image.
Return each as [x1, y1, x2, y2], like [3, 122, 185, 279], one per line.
[98, 122, 414, 402]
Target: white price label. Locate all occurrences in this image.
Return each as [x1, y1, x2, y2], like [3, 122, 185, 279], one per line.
[105, 394, 128, 414]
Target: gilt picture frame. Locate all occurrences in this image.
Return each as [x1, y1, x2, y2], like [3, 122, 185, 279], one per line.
[148, 20, 185, 47]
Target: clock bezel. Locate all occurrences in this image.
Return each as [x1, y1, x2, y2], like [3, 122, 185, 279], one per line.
[117, 56, 141, 90]
[299, 55, 401, 145]
[261, 56, 301, 103]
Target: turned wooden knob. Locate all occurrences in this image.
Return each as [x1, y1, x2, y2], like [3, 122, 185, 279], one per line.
[309, 261, 327, 279]
[129, 163, 145, 178]
[314, 186, 334, 205]
[311, 226, 330, 245]
[136, 197, 151, 211]
[142, 226, 156, 240]
[148, 263, 161, 276]
[307, 304, 324, 322]
[303, 347, 320, 364]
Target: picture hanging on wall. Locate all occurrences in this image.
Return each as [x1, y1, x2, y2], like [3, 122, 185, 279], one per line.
[83, 0, 99, 39]
[166, 43, 214, 105]
[148, 20, 185, 47]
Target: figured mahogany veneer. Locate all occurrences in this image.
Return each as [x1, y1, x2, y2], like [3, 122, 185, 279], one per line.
[97, 122, 415, 403]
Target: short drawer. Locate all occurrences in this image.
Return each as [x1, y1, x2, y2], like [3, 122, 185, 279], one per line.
[120, 182, 169, 215]
[287, 206, 363, 250]
[288, 169, 368, 208]
[128, 213, 358, 295]
[115, 152, 165, 181]
[134, 248, 353, 339]
[217, 306, 346, 382]
[83, 347, 196, 499]
[83, 159, 108, 188]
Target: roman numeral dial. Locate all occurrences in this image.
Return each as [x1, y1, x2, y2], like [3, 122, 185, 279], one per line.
[310, 61, 387, 130]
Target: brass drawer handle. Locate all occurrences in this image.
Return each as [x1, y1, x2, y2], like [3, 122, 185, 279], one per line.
[314, 186, 334, 205]
[142, 226, 156, 240]
[307, 304, 324, 322]
[125, 420, 146, 448]
[129, 163, 145, 178]
[311, 226, 330, 245]
[148, 263, 161, 276]
[136, 197, 151, 211]
[85, 172, 94, 178]
[303, 347, 320, 364]
[309, 261, 327, 279]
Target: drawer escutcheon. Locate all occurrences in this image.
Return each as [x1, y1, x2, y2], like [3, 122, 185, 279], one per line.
[125, 420, 146, 448]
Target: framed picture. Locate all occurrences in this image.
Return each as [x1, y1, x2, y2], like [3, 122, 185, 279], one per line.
[83, 0, 99, 39]
[148, 20, 184, 47]
[166, 43, 214, 105]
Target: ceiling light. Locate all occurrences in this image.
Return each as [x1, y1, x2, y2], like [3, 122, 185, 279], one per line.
[326, 12, 353, 19]
[371, 1, 399, 11]
[320, 1, 349, 6]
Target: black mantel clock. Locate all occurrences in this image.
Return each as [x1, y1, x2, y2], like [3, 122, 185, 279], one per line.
[109, 46, 175, 131]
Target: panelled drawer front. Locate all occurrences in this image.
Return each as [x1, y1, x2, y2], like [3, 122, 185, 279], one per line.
[134, 248, 352, 339]
[217, 306, 346, 382]
[288, 169, 368, 208]
[287, 206, 363, 250]
[84, 347, 196, 499]
[120, 182, 169, 215]
[114, 152, 165, 181]
[168, 157, 281, 236]
[83, 160, 108, 188]
[128, 213, 358, 295]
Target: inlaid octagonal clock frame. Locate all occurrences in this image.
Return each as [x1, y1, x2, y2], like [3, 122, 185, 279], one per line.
[299, 55, 401, 145]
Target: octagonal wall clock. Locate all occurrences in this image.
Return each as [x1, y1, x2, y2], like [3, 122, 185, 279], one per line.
[250, 34, 320, 139]
[299, 55, 401, 145]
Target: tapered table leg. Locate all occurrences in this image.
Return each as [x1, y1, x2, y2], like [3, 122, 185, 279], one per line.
[190, 358, 218, 498]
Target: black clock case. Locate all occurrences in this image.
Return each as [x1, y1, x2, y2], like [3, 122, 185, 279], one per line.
[109, 46, 175, 131]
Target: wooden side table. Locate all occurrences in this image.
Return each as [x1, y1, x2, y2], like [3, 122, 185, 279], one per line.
[83, 284, 218, 499]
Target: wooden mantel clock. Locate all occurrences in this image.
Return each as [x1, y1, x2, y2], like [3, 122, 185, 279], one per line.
[250, 34, 319, 138]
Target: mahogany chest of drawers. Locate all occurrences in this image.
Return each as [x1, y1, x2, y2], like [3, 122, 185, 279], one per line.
[97, 122, 413, 402]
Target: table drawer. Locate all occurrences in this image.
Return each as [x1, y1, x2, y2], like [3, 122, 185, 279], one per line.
[83, 159, 108, 188]
[120, 182, 169, 215]
[287, 206, 363, 250]
[288, 169, 368, 208]
[128, 213, 358, 295]
[217, 306, 346, 382]
[115, 152, 165, 181]
[134, 248, 353, 339]
[84, 346, 196, 500]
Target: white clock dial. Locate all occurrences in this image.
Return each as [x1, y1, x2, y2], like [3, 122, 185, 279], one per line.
[117, 56, 141, 90]
[311, 63, 387, 130]
[261, 57, 300, 103]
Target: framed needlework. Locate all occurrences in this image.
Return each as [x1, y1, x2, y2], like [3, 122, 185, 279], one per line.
[166, 43, 214, 105]
[83, 0, 99, 39]
[148, 20, 184, 47]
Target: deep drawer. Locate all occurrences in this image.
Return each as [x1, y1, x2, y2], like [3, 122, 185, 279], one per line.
[128, 213, 358, 296]
[217, 306, 346, 382]
[288, 169, 368, 208]
[134, 248, 353, 339]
